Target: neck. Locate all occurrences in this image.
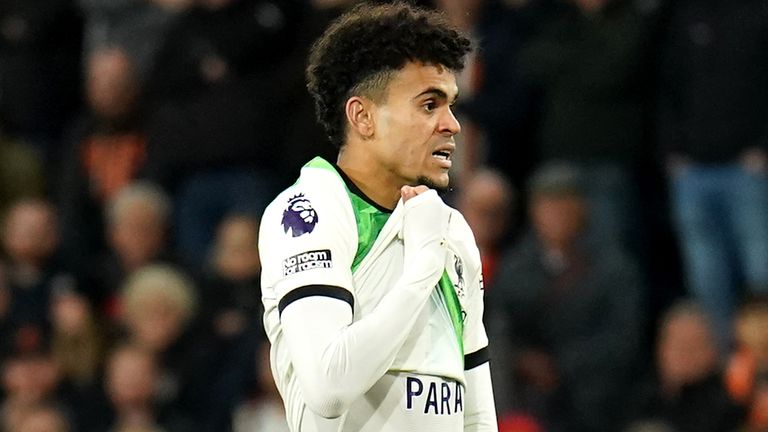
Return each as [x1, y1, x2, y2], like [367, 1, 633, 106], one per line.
[337, 147, 401, 210]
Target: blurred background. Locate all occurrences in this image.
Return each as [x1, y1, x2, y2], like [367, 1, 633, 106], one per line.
[0, 0, 767, 430]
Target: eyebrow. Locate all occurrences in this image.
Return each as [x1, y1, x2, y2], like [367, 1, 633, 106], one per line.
[415, 87, 459, 104]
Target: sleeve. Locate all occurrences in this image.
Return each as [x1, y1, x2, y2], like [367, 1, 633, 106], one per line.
[462, 271, 498, 432]
[259, 183, 357, 312]
[260, 185, 450, 419]
[447, 211, 498, 431]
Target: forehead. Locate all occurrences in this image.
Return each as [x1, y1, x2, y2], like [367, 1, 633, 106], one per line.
[385, 62, 459, 100]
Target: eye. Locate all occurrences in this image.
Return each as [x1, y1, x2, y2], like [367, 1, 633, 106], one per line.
[422, 100, 437, 112]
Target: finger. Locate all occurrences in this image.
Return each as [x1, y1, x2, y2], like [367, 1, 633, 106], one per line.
[401, 185, 417, 202]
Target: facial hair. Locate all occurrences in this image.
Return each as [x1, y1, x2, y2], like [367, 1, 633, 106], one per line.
[416, 175, 452, 194]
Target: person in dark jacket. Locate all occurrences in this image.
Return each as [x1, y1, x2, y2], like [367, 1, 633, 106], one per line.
[657, 0, 768, 352]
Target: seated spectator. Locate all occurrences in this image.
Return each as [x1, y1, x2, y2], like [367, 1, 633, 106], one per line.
[1, 199, 78, 355]
[624, 300, 744, 432]
[16, 403, 71, 432]
[102, 343, 194, 432]
[57, 46, 148, 267]
[202, 214, 262, 340]
[118, 264, 211, 425]
[232, 337, 289, 432]
[190, 214, 265, 431]
[50, 289, 105, 389]
[457, 168, 517, 286]
[487, 162, 645, 431]
[726, 296, 768, 430]
[0, 346, 68, 432]
[84, 181, 174, 320]
[48, 288, 107, 431]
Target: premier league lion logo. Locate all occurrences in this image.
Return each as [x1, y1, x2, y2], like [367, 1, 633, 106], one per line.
[282, 193, 318, 237]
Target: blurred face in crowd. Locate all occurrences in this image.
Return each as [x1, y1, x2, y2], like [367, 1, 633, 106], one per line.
[212, 216, 261, 281]
[86, 48, 139, 121]
[126, 295, 185, 352]
[106, 347, 157, 409]
[51, 291, 91, 337]
[459, 171, 513, 252]
[109, 201, 166, 271]
[2, 200, 59, 266]
[657, 312, 718, 391]
[530, 194, 587, 250]
[1, 355, 61, 405]
[17, 407, 69, 432]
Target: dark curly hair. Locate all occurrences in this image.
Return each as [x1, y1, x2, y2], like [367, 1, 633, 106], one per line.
[306, 1, 472, 149]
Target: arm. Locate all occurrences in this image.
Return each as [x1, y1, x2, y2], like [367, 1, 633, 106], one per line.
[464, 362, 498, 431]
[462, 288, 498, 431]
[266, 189, 451, 418]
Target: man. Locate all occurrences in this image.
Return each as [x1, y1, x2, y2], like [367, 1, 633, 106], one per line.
[487, 162, 644, 431]
[657, 0, 768, 352]
[258, 3, 497, 431]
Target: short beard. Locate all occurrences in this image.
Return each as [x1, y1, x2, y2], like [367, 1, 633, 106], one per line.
[416, 175, 452, 195]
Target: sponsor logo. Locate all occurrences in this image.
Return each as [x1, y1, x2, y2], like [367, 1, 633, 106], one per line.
[281, 193, 318, 237]
[283, 249, 332, 276]
[405, 376, 463, 415]
[453, 255, 465, 298]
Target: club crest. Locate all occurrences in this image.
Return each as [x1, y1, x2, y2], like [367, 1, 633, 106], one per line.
[282, 193, 318, 237]
[454, 255, 465, 298]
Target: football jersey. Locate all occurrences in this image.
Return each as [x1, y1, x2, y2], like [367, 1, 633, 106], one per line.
[260, 157, 490, 432]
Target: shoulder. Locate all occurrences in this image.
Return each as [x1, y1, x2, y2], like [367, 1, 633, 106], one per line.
[261, 163, 352, 237]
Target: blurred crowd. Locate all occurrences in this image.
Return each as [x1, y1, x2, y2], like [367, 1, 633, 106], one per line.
[0, 0, 767, 431]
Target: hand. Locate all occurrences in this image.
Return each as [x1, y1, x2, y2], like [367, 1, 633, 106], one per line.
[400, 187, 451, 286]
[400, 185, 429, 203]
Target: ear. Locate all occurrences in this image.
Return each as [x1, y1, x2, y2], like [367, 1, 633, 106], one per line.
[345, 96, 374, 139]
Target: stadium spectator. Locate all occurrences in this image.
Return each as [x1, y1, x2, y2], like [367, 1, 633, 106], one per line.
[518, 0, 659, 252]
[1, 199, 78, 357]
[83, 181, 175, 320]
[16, 404, 71, 432]
[624, 300, 744, 431]
[142, 0, 304, 267]
[118, 264, 213, 426]
[195, 214, 265, 431]
[231, 338, 289, 432]
[102, 343, 194, 432]
[657, 0, 768, 353]
[57, 47, 149, 268]
[457, 168, 517, 286]
[487, 161, 645, 431]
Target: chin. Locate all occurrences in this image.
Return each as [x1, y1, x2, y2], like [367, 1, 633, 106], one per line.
[416, 175, 450, 193]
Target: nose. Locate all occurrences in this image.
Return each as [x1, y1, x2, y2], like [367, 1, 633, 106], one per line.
[439, 107, 461, 136]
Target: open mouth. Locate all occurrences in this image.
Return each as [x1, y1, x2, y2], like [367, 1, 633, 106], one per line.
[432, 151, 451, 160]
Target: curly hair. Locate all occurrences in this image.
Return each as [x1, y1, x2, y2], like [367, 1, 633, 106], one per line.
[306, 1, 472, 149]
